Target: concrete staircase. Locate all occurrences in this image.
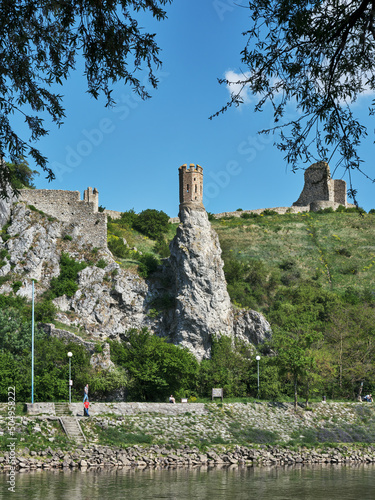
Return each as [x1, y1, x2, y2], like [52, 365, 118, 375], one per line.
[54, 403, 87, 445]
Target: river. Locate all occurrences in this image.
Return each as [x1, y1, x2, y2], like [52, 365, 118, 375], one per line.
[1, 464, 374, 499]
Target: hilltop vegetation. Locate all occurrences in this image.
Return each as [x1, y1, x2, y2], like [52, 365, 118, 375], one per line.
[212, 209, 375, 403]
[0, 202, 374, 407]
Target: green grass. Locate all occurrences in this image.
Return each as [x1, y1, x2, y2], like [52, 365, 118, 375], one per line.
[209, 212, 375, 309]
[94, 425, 153, 446]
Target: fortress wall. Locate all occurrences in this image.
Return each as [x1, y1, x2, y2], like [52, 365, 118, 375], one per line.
[168, 206, 310, 223]
[104, 209, 122, 220]
[332, 179, 347, 206]
[18, 189, 107, 248]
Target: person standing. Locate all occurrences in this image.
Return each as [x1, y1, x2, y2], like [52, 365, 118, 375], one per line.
[84, 400, 90, 417]
[83, 384, 89, 402]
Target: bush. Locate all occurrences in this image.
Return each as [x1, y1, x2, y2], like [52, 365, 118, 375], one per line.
[96, 258, 107, 269]
[241, 212, 259, 219]
[11, 281, 22, 293]
[118, 208, 137, 228]
[133, 209, 170, 240]
[49, 252, 87, 298]
[262, 209, 278, 216]
[138, 253, 160, 278]
[34, 299, 57, 322]
[153, 237, 170, 258]
[108, 236, 129, 259]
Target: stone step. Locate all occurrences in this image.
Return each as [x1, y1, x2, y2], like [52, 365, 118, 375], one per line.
[59, 417, 86, 444]
[54, 403, 71, 416]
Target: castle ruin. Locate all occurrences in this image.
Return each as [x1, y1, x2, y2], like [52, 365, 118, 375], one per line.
[293, 161, 349, 211]
[18, 187, 107, 247]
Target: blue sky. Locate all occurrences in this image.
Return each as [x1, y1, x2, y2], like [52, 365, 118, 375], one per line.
[28, 1, 375, 217]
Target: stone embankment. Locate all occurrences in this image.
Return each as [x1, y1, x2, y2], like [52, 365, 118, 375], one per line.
[1, 402, 375, 471]
[2, 444, 375, 471]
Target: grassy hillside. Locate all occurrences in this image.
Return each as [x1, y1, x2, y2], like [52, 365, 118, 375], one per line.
[211, 211, 375, 310]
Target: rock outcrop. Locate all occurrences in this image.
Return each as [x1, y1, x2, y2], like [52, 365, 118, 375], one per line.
[0, 197, 271, 360]
[164, 206, 234, 359]
[157, 205, 272, 360]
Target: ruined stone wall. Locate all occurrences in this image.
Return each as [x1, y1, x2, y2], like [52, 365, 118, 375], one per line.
[169, 206, 309, 223]
[331, 179, 346, 205]
[293, 161, 348, 210]
[104, 209, 122, 220]
[18, 188, 107, 247]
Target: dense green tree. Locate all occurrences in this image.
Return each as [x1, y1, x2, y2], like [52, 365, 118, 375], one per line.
[213, 0, 375, 197]
[133, 209, 170, 240]
[198, 335, 253, 398]
[326, 304, 375, 398]
[5, 159, 38, 191]
[110, 328, 199, 401]
[0, 0, 172, 197]
[272, 328, 322, 409]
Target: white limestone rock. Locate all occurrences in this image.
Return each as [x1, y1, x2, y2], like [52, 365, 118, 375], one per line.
[166, 207, 234, 360]
[233, 309, 272, 346]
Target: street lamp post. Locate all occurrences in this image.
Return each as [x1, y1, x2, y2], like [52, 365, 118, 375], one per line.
[67, 352, 73, 404]
[31, 280, 35, 405]
[256, 355, 261, 397]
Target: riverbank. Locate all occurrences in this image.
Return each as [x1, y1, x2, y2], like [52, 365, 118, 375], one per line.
[1, 401, 375, 471]
[2, 443, 375, 471]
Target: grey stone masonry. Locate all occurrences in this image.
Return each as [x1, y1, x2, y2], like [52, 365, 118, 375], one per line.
[293, 161, 349, 210]
[179, 163, 204, 210]
[69, 402, 207, 417]
[18, 187, 107, 247]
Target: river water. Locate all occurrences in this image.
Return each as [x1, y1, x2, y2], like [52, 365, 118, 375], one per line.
[1, 465, 374, 499]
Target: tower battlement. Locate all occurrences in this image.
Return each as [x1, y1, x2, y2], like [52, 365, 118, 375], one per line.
[178, 163, 204, 210]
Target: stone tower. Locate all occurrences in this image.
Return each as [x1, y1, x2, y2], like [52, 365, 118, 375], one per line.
[293, 161, 347, 211]
[83, 187, 99, 213]
[179, 164, 204, 210]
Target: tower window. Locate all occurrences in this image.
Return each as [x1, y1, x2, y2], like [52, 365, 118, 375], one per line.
[187, 184, 189, 193]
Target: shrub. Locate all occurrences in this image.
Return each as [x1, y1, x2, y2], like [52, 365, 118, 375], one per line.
[336, 205, 346, 212]
[108, 237, 129, 259]
[153, 237, 170, 258]
[63, 234, 73, 241]
[316, 207, 335, 213]
[96, 258, 107, 269]
[11, 281, 22, 293]
[34, 299, 57, 322]
[240, 212, 259, 219]
[369, 209, 375, 214]
[262, 209, 278, 216]
[49, 252, 87, 298]
[138, 253, 160, 278]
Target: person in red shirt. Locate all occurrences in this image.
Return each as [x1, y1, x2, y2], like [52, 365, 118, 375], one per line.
[84, 400, 90, 416]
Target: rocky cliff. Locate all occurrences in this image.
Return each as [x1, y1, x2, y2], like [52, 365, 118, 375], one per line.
[0, 198, 271, 360]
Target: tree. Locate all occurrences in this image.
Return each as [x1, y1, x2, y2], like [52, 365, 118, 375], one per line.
[133, 208, 170, 240]
[212, 1, 375, 202]
[273, 328, 322, 409]
[0, 0, 172, 197]
[110, 328, 199, 401]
